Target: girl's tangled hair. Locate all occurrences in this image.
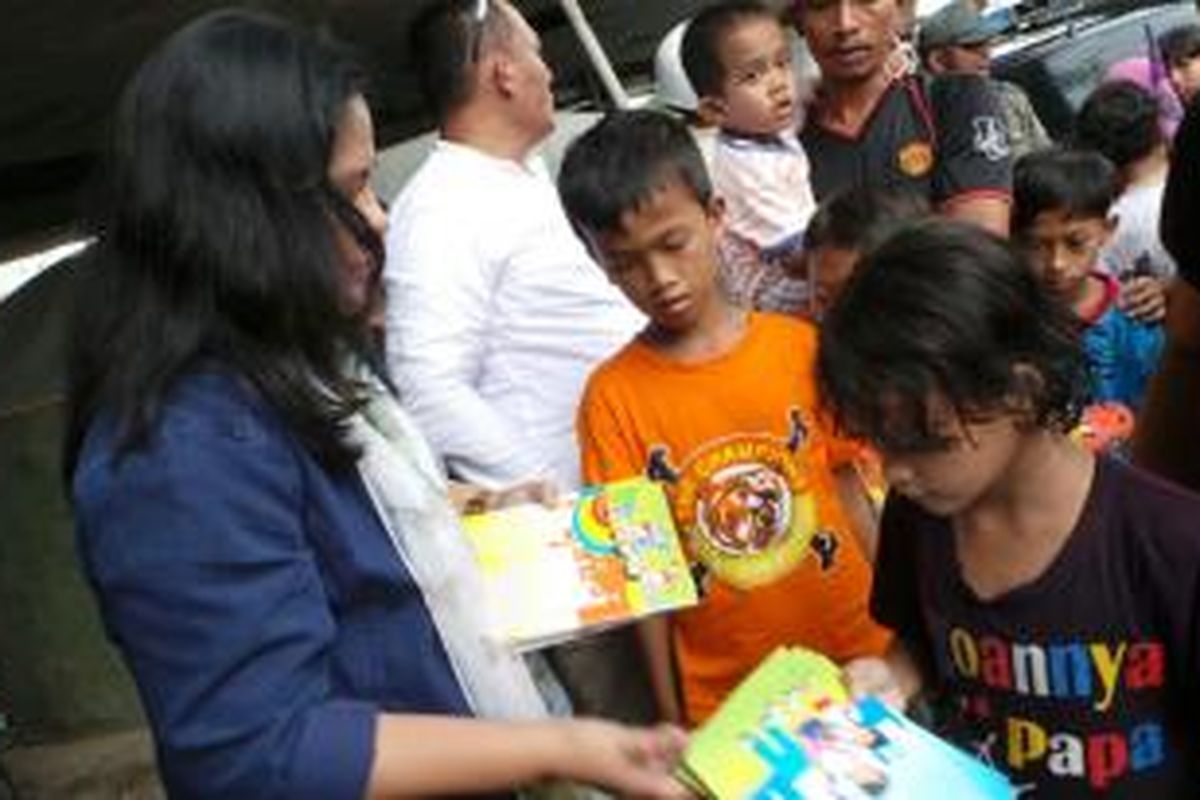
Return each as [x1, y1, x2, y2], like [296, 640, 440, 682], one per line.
[818, 219, 1089, 451]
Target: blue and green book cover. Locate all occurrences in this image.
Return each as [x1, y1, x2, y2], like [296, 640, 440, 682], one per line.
[681, 647, 1013, 799]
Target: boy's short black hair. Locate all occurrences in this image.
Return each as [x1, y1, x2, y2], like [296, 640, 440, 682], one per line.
[818, 220, 1088, 451]
[557, 109, 712, 240]
[1074, 80, 1162, 170]
[681, 0, 780, 98]
[1012, 147, 1117, 234]
[804, 187, 930, 254]
[1160, 23, 1200, 68]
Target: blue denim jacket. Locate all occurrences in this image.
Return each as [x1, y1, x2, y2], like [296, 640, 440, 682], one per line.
[73, 370, 470, 799]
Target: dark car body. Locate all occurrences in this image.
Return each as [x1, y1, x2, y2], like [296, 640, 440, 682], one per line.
[993, 2, 1199, 139]
[0, 0, 718, 257]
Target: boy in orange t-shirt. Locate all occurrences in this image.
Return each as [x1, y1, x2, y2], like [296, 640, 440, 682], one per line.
[557, 110, 890, 726]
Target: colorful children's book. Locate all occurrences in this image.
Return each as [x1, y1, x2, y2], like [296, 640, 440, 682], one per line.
[681, 647, 1013, 799]
[461, 477, 697, 651]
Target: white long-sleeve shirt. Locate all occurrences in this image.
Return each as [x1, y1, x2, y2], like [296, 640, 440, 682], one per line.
[384, 140, 643, 489]
[712, 130, 815, 314]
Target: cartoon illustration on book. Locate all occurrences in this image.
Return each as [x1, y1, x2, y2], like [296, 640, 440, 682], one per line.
[461, 477, 697, 650]
[680, 648, 1013, 799]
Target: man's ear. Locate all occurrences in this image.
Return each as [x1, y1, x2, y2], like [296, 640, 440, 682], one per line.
[488, 50, 517, 99]
[925, 48, 948, 74]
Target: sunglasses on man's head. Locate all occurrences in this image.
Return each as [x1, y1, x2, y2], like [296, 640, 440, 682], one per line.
[466, 0, 491, 63]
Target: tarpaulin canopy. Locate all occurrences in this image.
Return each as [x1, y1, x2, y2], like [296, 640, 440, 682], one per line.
[0, 0, 714, 254]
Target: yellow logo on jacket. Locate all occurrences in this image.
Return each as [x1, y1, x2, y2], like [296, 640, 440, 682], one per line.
[897, 140, 934, 177]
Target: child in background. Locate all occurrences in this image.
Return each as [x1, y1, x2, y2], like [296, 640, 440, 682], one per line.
[1075, 80, 1177, 290]
[803, 187, 931, 529]
[1160, 24, 1200, 107]
[1013, 148, 1164, 410]
[682, 1, 814, 314]
[1102, 56, 1185, 142]
[804, 187, 930, 318]
[558, 110, 890, 726]
[822, 219, 1200, 797]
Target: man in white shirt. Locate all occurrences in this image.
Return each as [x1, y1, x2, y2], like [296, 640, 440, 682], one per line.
[388, 0, 654, 724]
[386, 0, 641, 490]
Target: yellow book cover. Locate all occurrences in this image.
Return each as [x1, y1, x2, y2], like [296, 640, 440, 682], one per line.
[461, 477, 697, 651]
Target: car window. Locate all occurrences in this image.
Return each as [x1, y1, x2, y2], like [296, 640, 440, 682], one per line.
[993, 4, 1198, 139]
[0, 0, 712, 256]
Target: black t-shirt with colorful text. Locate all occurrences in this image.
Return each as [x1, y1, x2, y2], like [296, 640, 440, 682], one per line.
[800, 74, 1012, 208]
[873, 457, 1200, 797]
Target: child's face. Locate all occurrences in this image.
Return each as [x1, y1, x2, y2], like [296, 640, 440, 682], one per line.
[1170, 55, 1200, 105]
[588, 179, 725, 333]
[808, 245, 861, 316]
[1018, 210, 1114, 306]
[874, 394, 1024, 518]
[708, 17, 798, 136]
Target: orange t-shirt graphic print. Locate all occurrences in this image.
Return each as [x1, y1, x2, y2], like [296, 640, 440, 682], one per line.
[578, 313, 890, 724]
[664, 426, 818, 591]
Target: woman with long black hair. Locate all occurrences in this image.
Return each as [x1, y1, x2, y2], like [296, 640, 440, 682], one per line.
[65, 10, 686, 799]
